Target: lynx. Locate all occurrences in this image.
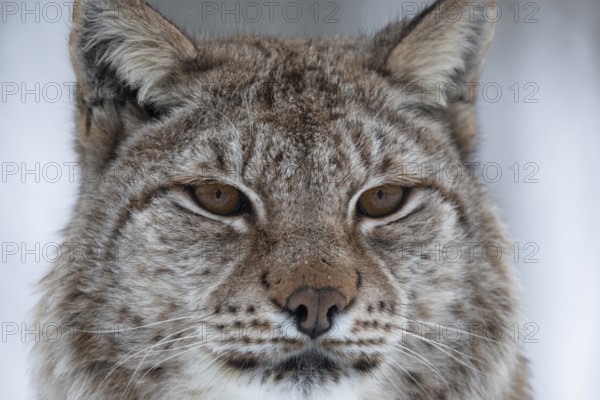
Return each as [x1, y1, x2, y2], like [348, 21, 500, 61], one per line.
[32, 0, 530, 399]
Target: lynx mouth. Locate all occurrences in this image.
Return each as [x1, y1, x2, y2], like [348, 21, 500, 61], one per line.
[270, 350, 341, 375]
[223, 348, 380, 383]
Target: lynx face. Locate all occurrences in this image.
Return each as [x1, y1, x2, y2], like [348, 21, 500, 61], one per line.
[33, 0, 530, 399]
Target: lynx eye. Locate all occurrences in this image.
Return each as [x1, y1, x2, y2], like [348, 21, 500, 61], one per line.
[189, 183, 247, 216]
[357, 185, 408, 218]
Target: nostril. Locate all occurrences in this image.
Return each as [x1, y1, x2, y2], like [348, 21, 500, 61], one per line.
[295, 304, 309, 324]
[326, 305, 339, 323]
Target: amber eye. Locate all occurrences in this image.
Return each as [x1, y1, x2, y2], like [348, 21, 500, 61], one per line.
[357, 185, 408, 218]
[189, 183, 247, 216]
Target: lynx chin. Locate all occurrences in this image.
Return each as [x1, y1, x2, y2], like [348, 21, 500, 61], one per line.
[32, 0, 530, 399]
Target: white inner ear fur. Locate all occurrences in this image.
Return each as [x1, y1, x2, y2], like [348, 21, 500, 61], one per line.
[385, 0, 495, 107]
[75, 0, 198, 105]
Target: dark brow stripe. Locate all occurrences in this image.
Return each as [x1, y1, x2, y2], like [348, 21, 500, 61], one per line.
[349, 123, 373, 168]
[428, 184, 472, 234]
[241, 127, 257, 180]
[208, 137, 227, 170]
[105, 186, 170, 261]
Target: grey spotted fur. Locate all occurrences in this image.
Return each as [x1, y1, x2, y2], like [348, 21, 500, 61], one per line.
[32, 0, 531, 399]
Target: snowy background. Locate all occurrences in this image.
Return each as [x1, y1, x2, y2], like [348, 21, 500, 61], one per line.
[1, 0, 599, 398]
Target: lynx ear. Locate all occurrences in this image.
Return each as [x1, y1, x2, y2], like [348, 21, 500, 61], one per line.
[375, 0, 496, 156]
[70, 0, 202, 165]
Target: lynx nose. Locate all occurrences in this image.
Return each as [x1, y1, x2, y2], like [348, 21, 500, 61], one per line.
[286, 287, 347, 339]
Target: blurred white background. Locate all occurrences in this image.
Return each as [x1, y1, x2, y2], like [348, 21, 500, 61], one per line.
[1, 0, 599, 398]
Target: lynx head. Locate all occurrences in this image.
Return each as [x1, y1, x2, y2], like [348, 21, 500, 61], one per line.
[34, 0, 529, 399]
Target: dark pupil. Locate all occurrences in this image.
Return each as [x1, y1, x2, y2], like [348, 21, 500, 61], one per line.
[377, 190, 384, 200]
[215, 188, 222, 199]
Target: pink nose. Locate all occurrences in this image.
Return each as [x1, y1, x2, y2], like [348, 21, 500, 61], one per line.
[286, 287, 347, 339]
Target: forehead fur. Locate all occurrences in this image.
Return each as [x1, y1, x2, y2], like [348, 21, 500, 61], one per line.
[121, 33, 459, 181]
